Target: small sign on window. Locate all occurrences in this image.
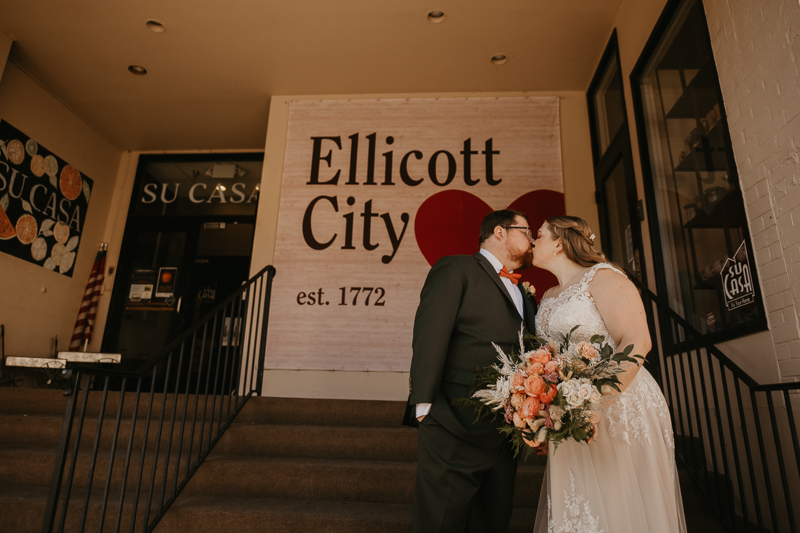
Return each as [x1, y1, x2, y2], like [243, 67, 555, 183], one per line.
[722, 242, 755, 311]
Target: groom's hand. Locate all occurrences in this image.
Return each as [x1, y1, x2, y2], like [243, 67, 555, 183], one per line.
[586, 411, 602, 443]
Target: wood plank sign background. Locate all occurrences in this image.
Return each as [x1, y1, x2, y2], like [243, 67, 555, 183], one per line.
[266, 97, 565, 371]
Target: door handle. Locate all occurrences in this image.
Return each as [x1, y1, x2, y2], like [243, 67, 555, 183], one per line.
[176, 297, 182, 313]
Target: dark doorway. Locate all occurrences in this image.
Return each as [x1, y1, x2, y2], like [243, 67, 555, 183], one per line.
[102, 154, 262, 369]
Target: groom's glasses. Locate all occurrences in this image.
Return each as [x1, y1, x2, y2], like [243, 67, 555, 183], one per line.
[503, 226, 532, 239]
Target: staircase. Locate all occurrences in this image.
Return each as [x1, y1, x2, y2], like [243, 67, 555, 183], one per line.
[155, 396, 541, 532]
[1, 387, 727, 533]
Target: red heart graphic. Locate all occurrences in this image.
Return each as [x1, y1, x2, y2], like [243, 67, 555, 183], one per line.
[414, 189, 565, 302]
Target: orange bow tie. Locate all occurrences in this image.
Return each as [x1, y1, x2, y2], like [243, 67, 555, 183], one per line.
[499, 266, 521, 285]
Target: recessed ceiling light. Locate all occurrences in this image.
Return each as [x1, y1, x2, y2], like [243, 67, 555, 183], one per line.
[491, 54, 508, 66]
[128, 65, 147, 76]
[146, 20, 166, 33]
[427, 10, 446, 23]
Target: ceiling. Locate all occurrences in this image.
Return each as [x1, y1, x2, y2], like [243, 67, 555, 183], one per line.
[0, 1, 623, 152]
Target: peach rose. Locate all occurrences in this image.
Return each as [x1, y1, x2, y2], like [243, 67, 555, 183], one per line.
[510, 372, 526, 393]
[540, 383, 558, 404]
[529, 362, 544, 374]
[510, 393, 525, 410]
[529, 346, 552, 365]
[524, 374, 546, 397]
[520, 396, 541, 420]
[544, 360, 560, 374]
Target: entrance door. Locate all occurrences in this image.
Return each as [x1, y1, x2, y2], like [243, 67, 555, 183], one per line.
[102, 154, 262, 366]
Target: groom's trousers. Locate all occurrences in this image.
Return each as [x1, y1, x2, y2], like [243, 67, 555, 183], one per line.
[412, 415, 518, 533]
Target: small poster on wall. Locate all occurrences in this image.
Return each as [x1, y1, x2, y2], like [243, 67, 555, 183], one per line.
[0, 120, 94, 277]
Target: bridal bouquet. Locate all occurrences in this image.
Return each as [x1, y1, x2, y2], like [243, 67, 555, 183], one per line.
[457, 326, 644, 456]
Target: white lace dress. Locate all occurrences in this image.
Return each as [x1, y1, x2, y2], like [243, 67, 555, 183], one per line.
[532, 263, 686, 533]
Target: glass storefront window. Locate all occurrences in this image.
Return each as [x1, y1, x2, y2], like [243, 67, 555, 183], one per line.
[631, 0, 765, 341]
[591, 52, 626, 158]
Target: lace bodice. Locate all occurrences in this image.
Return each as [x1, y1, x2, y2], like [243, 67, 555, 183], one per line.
[535, 263, 623, 350]
[535, 262, 672, 448]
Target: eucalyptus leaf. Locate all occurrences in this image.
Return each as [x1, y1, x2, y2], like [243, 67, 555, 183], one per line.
[49, 175, 57, 188]
[44, 257, 57, 270]
[21, 199, 32, 213]
[0, 193, 7, 211]
[622, 345, 633, 356]
[65, 235, 80, 252]
[43, 229, 53, 237]
[83, 181, 91, 202]
[40, 219, 55, 232]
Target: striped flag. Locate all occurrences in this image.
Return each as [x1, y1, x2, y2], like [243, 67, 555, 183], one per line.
[69, 243, 108, 351]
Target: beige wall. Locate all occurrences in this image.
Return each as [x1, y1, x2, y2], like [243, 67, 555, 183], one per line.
[253, 91, 597, 400]
[0, 62, 122, 358]
[0, 29, 12, 85]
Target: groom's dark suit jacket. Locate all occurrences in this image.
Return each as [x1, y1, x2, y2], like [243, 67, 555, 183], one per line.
[404, 252, 538, 446]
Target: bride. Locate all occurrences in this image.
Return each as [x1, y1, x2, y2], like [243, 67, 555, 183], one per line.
[530, 216, 686, 533]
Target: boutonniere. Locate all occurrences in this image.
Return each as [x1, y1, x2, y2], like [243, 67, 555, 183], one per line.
[521, 281, 536, 299]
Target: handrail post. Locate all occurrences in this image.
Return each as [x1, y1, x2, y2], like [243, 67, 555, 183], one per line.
[255, 267, 276, 396]
[41, 371, 81, 533]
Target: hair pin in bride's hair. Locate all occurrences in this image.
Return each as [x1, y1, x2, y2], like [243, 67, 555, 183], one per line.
[590, 233, 595, 242]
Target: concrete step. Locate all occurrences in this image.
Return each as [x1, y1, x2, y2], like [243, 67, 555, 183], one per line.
[155, 495, 540, 533]
[0, 484, 150, 533]
[184, 454, 544, 508]
[215, 423, 419, 461]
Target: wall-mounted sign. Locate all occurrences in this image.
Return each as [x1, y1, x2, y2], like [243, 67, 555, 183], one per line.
[266, 98, 565, 372]
[155, 267, 178, 298]
[722, 241, 755, 311]
[0, 121, 94, 277]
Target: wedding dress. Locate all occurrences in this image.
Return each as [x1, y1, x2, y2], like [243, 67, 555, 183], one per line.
[533, 263, 686, 533]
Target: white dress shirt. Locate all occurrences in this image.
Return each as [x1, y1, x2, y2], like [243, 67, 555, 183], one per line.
[416, 249, 524, 418]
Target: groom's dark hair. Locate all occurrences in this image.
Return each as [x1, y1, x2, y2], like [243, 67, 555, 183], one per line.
[479, 209, 529, 245]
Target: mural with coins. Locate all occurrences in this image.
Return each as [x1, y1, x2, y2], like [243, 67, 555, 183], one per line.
[0, 120, 93, 277]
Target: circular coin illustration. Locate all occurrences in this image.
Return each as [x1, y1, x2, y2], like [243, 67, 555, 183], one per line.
[53, 221, 69, 244]
[26, 139, 38, 157]
[51, 242, 67, 264]
[31, 237, 47, 261]
[31, 154, 46, 177]
[7, 140, 25, 165]
[15, 214, 38, 245]
[60, 166, 82, 200]
[44, 155, 58, 177]
[59, 251, 76, 274]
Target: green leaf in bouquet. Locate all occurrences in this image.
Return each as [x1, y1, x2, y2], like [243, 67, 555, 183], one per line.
[622, 344, 633, 356]
[590, 334, 605, 344]
[572, 427, 588, 441]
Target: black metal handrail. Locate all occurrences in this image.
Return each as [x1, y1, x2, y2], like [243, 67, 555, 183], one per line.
[41, 264, 276, 533]
[636, 280, 800, 533]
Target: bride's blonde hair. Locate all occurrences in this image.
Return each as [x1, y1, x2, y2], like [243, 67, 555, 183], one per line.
[545, 215, 606, 267]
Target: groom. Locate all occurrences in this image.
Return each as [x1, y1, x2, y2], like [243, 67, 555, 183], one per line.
[404, 209, 538, 532]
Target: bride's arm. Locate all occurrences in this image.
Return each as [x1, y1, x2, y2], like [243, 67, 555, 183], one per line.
[589, 269, 651, 392]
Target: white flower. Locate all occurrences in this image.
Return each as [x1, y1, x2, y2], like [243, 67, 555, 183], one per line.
[567, 392, 583, 408]
[589, 389, 602, 403]
[536, 427, 548, 444]
[578, 382, 593, 399]
[549, 404, 565, 422]
[528, 417, 545, 432]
